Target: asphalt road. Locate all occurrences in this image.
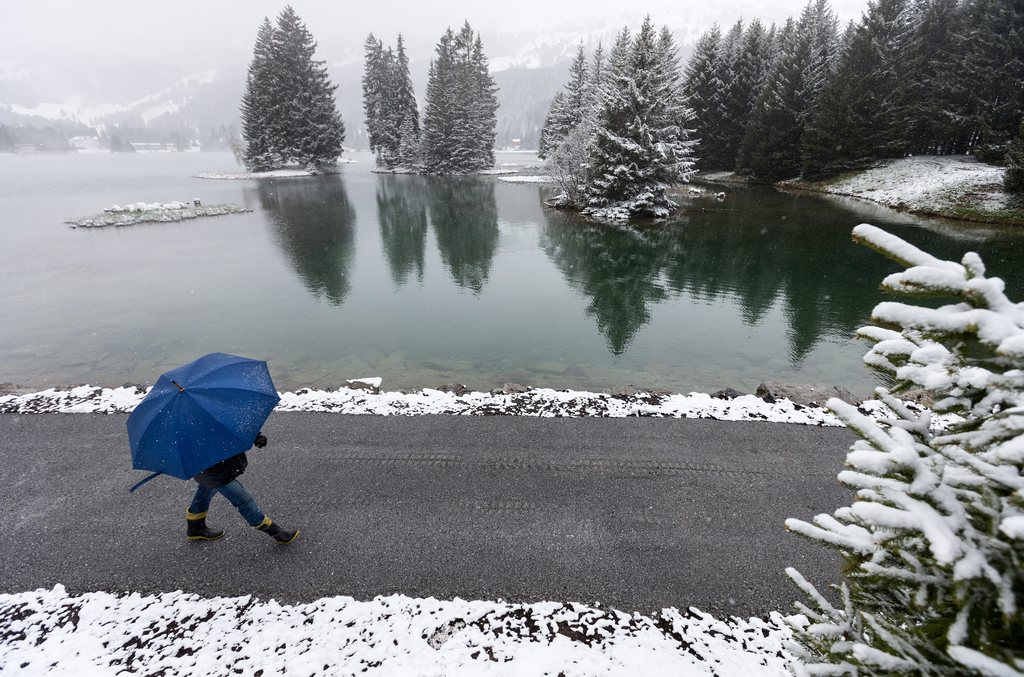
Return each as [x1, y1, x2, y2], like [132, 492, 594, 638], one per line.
[0, 413, 854, 616]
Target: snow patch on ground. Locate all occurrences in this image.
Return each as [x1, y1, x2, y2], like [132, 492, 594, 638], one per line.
[65, 203, 251, 228]
[786, 156, 1015, 220]
[0, 585, 797, 676]
[0, 384, 962, 429]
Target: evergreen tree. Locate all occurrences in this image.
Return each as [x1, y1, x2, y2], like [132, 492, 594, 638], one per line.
[396, 112, 421, 166]
[737, 19, 805, 180]
[683, 25, 722, 170]
[421, 22, 497, 174]
[736, 19, 774, 119]
[392, 35, 420, 164]
[1006, 121, 1024, 195]
[787, 223, 1024, 676]
[656, 26, 692, 145]
[241, 18, 277, 171]
[589, 42, 605, 109]
[905, 0, 970, 155]
[362, 33, 386, 161]
[801, 0, 913, 180]
[537, 44, 589, 160]
[585, 17, 696, 218]
[958, 0, 1024, 152]
[422, 29, 456, 173]
[538, 92, 567, 159]
[701, 20, 744, 170]
[737, 0, 839, 181]
[468, 33, 499, 170]
[241, 7, 345, 171]
[363, 34, 420, 168]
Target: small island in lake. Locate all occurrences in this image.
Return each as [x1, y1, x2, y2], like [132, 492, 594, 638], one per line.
[66, 201, 251, 228]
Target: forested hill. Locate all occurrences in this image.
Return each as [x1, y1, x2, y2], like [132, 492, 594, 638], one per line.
[0, 59, 571, 152]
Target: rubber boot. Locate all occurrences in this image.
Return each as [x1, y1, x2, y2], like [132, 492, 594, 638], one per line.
[257, 517, 299, 544]
[186, 510, 224, 541]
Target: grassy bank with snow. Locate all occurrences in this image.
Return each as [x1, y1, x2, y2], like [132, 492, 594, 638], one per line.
[782, 155, 1024, 226]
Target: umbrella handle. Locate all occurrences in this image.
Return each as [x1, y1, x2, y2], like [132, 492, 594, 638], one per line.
[129, 471, 165, 493]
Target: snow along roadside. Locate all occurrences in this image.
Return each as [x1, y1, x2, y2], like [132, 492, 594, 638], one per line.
[0, 384, 962, 428]
[0, 585, 797, 676]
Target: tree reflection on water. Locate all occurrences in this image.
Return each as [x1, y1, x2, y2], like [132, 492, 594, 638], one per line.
[428, 177, 499, 295]
[377, 174, 429, 287]
[542, 189, 897, 362]
[256, 175, 356, 306]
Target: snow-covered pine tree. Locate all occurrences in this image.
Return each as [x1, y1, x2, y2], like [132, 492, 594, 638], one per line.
[421, 23, 497, 174]
[242, 6, 344, 171]
[392, 35, 420, 166]
[377, 46, 402, 167]
[683, 24, 722, 171]
[447, 23, 480, 172]
[241, 18, 277, 171]
[363, 34, 419, 169]
[735, 20, 774, 123]
[656, 24, 694, 164]
[585, 17, 695, 218]
[362, 34, 386, 162]
[538, 44, 589, 160]
[785, 223, 1024, 676]
[396, 111, 421, 167]
[543, 41, 610, 209]
[298, 37, 348, 168]
[802, 0, 841, 121]
[589, 42, 605, 109]
[538, 92, 567, 160]
[468, 33, 498, 170]
[1006, 121, 1024, 196]
[422, 29, 456, 173]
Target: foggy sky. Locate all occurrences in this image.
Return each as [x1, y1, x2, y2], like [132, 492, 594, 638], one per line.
[6, 0, 871, 79]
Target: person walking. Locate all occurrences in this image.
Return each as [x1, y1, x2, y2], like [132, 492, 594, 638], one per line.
[185, 431, 299, 544]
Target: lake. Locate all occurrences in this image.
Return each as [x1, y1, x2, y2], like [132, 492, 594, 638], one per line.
[1, 151, 1021, 396]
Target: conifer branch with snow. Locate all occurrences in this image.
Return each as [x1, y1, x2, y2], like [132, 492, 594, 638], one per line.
[785, 224, 1024, 676]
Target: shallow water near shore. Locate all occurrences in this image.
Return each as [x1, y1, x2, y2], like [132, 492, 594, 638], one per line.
[1, 151, 1022, 395]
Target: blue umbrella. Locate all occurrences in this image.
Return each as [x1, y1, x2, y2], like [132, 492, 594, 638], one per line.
[127, 353, 280, 488]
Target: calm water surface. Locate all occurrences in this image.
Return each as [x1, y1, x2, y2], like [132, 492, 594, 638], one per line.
[2, 151, 1022, 395]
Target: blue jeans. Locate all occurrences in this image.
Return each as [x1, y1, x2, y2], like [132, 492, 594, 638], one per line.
[189, 480, 265, 527]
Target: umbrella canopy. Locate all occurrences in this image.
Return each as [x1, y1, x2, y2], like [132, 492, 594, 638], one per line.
[127, 353, 280, 480]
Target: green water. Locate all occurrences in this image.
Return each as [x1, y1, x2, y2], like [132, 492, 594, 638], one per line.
[1, 151, 1021, 396]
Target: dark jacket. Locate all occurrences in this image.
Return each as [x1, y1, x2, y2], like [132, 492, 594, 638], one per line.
[194, 453, 248, 489]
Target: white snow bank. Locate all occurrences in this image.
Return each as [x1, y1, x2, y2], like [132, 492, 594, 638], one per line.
[791, 156, 1012, 215]
[0, 585, 796, 677]
[105, 201, 189, 212]
[498, 175, 556, 184]
[195, 169, 317, 180]
[0, 384, 963, 429]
